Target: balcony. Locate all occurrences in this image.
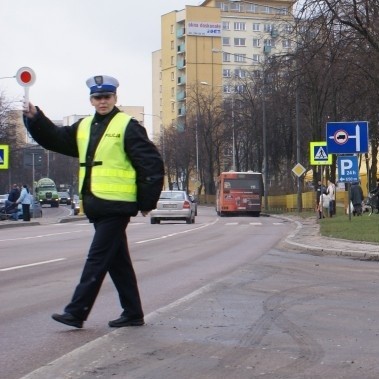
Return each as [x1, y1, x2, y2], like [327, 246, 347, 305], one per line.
[177, 43, 186, 54]
[177, 76, 186, 85]
[177, 28, 185, 38]
[177, 59, 186, 69]
[263, 45, 272, 54]
[177, 90, 186, 101]
[178, 106, 186, 117]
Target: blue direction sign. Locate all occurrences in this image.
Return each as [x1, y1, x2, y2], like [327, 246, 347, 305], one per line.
[326, 121, 368, 154]
[337, 156, 359, 183]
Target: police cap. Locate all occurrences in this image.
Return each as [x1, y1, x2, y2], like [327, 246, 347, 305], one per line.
[86, 75, 119, 95]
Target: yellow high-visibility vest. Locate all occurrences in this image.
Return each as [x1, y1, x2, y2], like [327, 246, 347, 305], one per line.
[77, 112, 137, 201]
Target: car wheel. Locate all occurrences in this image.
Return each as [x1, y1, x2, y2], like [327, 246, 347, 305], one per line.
[186, 217, 192, 224]
[192, 216, 195, 224]
[151, 217, 157, 224]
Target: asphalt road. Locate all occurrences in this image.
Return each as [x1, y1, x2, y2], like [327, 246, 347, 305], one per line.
[2, 207, 379, 379]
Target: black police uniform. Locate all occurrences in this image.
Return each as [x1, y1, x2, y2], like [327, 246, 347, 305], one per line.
[24, 106, 164, 322]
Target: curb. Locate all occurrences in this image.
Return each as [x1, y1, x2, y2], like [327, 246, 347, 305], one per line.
[0, 216, 88, 229]
[282, 218, 379, 260]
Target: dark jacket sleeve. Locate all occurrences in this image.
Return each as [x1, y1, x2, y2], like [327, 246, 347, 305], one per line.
[124, 119, 164, 211]
[23, 108, 79, 157]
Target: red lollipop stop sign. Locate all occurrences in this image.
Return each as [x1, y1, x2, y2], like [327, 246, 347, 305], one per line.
[16, 67, 36, 87]
[16, 66, 36, 110]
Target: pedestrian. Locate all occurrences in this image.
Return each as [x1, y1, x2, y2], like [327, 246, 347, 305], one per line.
[315, 179, 326, 219]
[326, 179, 336, 217]
[23, 74, 164, 329]
[350, 182, 364, 216]
[319, 191, 330, 218]
[16, 184, 31, 221]
[6, 183, 20, 221]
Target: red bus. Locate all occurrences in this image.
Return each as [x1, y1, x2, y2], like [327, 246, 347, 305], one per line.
[216, 171, 263, 216]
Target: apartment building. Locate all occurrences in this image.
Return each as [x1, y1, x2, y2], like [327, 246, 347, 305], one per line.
[153, 0, 295, 139]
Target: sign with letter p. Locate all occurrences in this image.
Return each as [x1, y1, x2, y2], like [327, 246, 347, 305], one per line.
[337, 155, 359, 183]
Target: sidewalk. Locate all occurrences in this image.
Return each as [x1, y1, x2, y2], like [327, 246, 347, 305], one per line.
[280, 214, 379, 260]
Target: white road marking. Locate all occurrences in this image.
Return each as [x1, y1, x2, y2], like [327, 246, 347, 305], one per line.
[0, 230, 89, 242]
[0, 258, 66, 272]
[136, 220, 218, 244]
[249, 222, 262, 225]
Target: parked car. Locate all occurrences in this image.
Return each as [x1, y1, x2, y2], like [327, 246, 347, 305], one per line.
[58, 191, 72, 205]
[0, 194, 8, 206]
[71, 195, 80, 215]
[150, 190, 196, 224]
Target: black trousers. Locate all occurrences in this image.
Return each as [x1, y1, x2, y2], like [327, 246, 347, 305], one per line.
[65, 215, 143, 321]
[22, 204, 30, 221]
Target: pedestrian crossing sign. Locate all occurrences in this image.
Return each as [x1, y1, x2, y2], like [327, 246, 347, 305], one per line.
[0, 145, 9, 169]
[310, 142, 332, 165]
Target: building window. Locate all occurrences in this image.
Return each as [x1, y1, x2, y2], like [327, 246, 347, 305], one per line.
[234, 54, 246, 63]
[283, 24, 292, 33]
[217, 1, 229, 11]
[253, 38, 261, 48]
[235, 84, 245, 93]
[171, 72, 175, 81]
[230, 2, 242, 11]
[222, 37, 230, 46]
[234, 69, 246, 78]
[224, 85, 232, 94]
[222, 21, 230, 30]
[223, 69, 231, 78]
[170, 25, 174, 34]
[252, 54, 260, 62]
[171, 87, 174, 97]
[234, 38, 246, 46]
[171, 41, 174, 50]
[234, 22, 246, 31]
[282, 40, 292, 48]
[223, 52, 231, 62]
[171, 102, 175, 112]
[264, 39, 274, 47]
[253, 23, 260, 32]
[264, 24, 274, 32]
[246, 4, 259, 13]
[171, 56, 174, 65]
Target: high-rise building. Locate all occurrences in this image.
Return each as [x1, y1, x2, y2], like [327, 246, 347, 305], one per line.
[153, 0, 295, 140]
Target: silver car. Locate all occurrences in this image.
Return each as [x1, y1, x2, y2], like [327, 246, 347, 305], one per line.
[150, 190, 196, 224]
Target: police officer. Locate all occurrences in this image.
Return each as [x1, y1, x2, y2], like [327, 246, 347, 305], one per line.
[23, 75, 164, 328]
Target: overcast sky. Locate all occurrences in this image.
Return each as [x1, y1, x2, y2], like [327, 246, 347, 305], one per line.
[0, 0, 202, 132]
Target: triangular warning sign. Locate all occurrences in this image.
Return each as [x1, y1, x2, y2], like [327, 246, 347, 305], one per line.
[315, 147, 328, 160]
